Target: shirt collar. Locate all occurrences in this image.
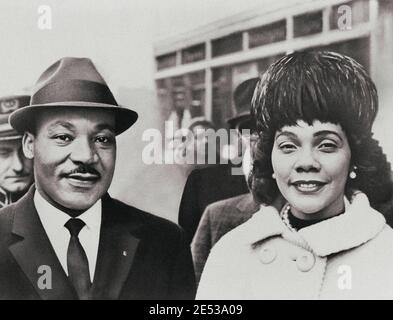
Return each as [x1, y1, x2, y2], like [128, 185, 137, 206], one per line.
[0, 187, 9, 206]
[34, 189, 102, 232]
[244, 192, 386, 257]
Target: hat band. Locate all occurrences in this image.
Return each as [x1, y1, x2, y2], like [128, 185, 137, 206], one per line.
[31, 80, 118, 106]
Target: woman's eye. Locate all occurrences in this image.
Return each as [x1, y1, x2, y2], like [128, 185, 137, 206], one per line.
[279, 143, 296, 153]
[319, 141, 338, 151]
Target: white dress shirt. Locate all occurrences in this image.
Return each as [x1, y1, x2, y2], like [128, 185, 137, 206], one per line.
[34, 190, 102, 281]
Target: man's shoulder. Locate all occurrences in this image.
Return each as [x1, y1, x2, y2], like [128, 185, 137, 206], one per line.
[200, 193, 256, 234]
[205, 193, 257, 217]
[187, 165, 247, 191]
[106, 196, 184, 240]
[0, 202, 20, 240]
[189, 164, 232, 179]
[0, 201, 18, 223]
[207, 193, 249, 210]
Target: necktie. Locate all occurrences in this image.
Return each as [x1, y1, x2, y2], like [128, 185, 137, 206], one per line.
[64, 218, 91, 300]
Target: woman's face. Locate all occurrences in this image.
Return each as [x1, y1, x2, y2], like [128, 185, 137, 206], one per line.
[271, 120, 351, 220]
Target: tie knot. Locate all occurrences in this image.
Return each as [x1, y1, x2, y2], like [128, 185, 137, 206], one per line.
[65, 218, 86, 237]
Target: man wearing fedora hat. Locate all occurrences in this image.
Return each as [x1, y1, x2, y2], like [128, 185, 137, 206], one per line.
[0, 57, 195, 300]
[0, 95, 33, 208]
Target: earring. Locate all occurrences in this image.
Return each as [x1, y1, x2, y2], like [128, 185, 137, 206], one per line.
[272, 173, 276, 179]
[349, 166, 357, 179]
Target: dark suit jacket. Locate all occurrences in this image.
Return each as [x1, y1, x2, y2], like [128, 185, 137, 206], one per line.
[191, 193, 259, 284]
[178, 164, 249, 244]
[0, 186, 196, 300]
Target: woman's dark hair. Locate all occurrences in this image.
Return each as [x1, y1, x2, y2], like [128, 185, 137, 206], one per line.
[249, 50, 393, 211]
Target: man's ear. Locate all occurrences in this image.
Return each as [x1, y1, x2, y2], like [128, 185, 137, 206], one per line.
[22, 132, 34, 159]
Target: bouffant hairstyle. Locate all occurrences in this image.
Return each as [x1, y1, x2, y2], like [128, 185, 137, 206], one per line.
[249, 50, 393, 211]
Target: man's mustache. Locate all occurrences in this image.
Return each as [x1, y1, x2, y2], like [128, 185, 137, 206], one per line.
[62, 165, 101, 177]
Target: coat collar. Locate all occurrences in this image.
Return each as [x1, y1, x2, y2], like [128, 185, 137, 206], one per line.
[89, 193, 141, 300]
[243, 192, 386, 257]
[9, 185, 77, 300]
[9, 185, 141, 300]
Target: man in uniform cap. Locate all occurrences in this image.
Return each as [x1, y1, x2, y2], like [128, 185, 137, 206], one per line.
[0, 95, 33, 207]
[0, 57, 195, 300]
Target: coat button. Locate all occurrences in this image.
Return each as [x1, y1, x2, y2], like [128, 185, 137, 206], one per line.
[296, 251, 315, 272]
[258, 246, 276, 264]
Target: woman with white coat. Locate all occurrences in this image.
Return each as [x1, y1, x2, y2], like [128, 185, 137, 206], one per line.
[196, 51, 393, 300]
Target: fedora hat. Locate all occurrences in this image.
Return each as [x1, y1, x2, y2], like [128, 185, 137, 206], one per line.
[227, 77, 259, 129]
[9, 57, 138, 135]
[0, 95, 30, 141]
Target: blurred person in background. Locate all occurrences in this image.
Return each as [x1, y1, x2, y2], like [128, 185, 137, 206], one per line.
[192, 125, 260, 284]
[187, 119, 220, 166]
[178, 78, 259, 244]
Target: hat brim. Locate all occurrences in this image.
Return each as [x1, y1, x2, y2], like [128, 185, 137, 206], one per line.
[227, 113, 252, 128]
[0, 122, 23, 141]
[0, 135, 22, 141]
[9, 102, 138, 135]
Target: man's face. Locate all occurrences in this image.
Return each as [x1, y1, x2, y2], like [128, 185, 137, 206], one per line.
[0, 139, 33, 193]
[24, 108, 116, 212]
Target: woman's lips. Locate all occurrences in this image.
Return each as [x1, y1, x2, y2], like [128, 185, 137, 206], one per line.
[291, 180, 327, 193]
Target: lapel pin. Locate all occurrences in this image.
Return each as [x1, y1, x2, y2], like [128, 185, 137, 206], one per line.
[122, 250, 127, 257]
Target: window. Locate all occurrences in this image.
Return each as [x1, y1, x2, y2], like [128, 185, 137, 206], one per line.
[156, 52, 177, 70]
[182, 44, 206, 64]
[188, 71, 206, 118]
[248, 20, 286, 48]
[212, 32, 243, 57]
[293, 11, 323, 38]
[212, 66, 232, 127]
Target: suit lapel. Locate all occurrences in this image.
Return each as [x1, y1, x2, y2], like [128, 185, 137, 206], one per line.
[8, 186, 77, 300]
[90, 195, 141, 300]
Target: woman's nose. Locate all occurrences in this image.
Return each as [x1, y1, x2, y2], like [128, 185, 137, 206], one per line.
[294, 148, 321, 172]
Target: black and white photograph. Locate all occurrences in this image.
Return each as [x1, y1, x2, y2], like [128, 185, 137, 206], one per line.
[0, 0, 392, 303]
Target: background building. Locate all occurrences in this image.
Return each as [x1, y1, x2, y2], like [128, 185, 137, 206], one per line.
[154, 0, 393, 163]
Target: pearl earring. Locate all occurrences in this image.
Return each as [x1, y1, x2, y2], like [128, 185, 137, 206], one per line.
[349, 166, 357, 179]
[272, 173, 276, 179]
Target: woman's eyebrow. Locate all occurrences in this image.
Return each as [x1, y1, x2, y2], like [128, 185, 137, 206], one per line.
[275, 131, 298, 139]
[313, 130, 343, 142]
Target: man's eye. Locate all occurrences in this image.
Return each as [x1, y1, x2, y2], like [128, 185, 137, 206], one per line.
[0, 149, 12, 156]
[95, 136, 114, 144]
[54, 134, 72, 143]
